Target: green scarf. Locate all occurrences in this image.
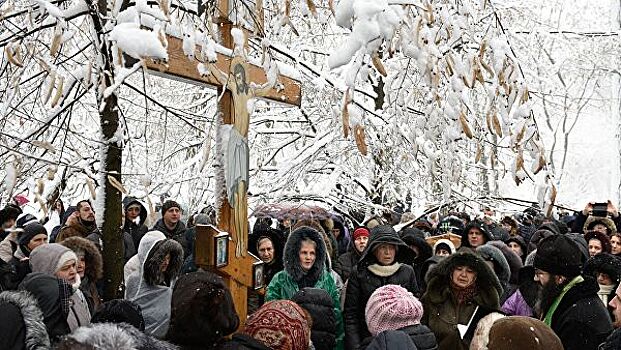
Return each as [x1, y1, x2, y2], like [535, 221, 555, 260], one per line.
[543, 275, 584, 326]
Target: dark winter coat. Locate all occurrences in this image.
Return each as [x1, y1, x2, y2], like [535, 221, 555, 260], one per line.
[420, 255, 446, 291]
[365, 330, 418, 350]
[0, 290, 50, 350]
[421, 252, 502, 350]
[487, 222, 509, 241]
[153, 219, 188, 257]
[86, 228, 136, 263]
[362, 324, 438, 350]
[333, 219, 350, 256]
[266, 226, 344, 349]
[0, 257, 19, 291]
[123, 197, 150, 251]
[545, 276, 612, 350]
[527, 226, 557, 255]
[293, 287, 337, 350]
[18, 272, 72, 343]
[583, 253, 621, 321]
[344, 225, 418, 350]
[600, 328, 621, 350]
[220, 334, 271, 350]
[334, 243, 363, 282]
[401, 228, 434, 289]
[50, 206, 76, 243]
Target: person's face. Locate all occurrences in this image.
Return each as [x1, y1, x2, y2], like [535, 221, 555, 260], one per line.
[373, 243, 396, 266]
[2, 219, 15, 230]
[56, 259, 77, 284]
[501, 222, 512, 232]
[468, 228, 485, 247]
[258, 239, 274, 264]
[436, 248, 450, 257]
[163, 207, 181, 226]
[507, 241, 523, 257]
[589, 238, 603, 257]
[331, 228, 341, 239]
[160, 253, 171, 272]
[126, 205, 141, 221]
[598, 272, 614, 286]
[282, 218, 291, 228]
[354, 236, 368, 253]
[609, 292, 621, 328]
[27, 234, 47, 251]
[612, 236, 621, 255]
[452, 265, 476, 288]
[299, 241, 316, 271]
[76, 256, 86, 278]
[593, 224, 608, 235]
[79, 203, 95, 222]
[534, 268, 552, 286]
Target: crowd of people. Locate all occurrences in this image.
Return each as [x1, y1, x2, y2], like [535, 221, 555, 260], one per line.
[2, 195, 621, 350]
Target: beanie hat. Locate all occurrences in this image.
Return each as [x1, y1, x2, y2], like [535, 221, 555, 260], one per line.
[92, 299, 145, 331]
[534, 234, 582, 277]
[30, 244, 78, 276]
[584, 230, 612, 254]
[161, 200, 181, 215]
[353, 227, 370, 241]
[8, 213, 39, 233]
[18, 223, 47, 246]
[244, 300, 311, 350]
[365, 284, 424, 336]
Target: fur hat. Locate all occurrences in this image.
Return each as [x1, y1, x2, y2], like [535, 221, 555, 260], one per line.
[167, 271, 239, 347]
[160, 200, 181, 216]
[583, 253, 621, 284]
[584, 230, 612, 254]
[365, 284, 424, 336]
[473, 315, 563, 350]
[92, 299, 145, 331]
[533, 234, 582, 277]
[56, 322, 177, 350]
[244, 300, 311, 350]
[584, 216, 617, 235]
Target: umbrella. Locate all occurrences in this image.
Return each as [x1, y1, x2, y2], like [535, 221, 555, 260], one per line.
[252, 203, 331, 221]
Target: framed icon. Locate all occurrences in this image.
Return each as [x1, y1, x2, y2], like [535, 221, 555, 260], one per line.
[214, 232, 229, 268]
[252, 260, 265, 290]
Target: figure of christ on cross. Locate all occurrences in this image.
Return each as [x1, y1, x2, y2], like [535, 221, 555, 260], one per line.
[205, 55, 275, 258]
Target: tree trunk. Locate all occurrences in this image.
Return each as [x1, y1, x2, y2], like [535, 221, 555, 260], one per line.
[88, 0, 124, 300]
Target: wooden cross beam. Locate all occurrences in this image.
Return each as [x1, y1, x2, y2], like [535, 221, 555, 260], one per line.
[144, 2, 301, 325]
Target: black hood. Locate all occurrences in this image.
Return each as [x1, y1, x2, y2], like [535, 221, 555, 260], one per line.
[123, 197, 148, 227]
[18, 273, 71, 341]
[0, 290, 50, 350]
[584, 253, 621, 284]
[359, 225, 416, 267]
[144, 239, 184, 286]
[283, 226, 327, 285]
[400, 228, 433, 263]
[461, 220, 493, 248]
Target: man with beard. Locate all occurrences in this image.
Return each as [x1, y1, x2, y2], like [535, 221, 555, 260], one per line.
[57, 200, 99, 242]
[534, 234, 612, 350]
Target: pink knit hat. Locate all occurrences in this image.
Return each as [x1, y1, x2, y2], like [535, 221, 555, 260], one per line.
[365, 284, 424, 336]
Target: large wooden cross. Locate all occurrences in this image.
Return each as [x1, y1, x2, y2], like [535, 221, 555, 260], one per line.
[145, 0, 301, 324]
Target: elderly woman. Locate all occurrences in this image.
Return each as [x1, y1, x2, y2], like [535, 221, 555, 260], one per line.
[421, 252, 502, 350]
[344, 225, 418, 349]
[266, 226, 344, 349]
[59, 237, 103, 313]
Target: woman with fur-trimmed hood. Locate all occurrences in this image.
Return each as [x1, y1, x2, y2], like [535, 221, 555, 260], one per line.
[421, 252, 502, 350]
[125, 230, 183, 339]
[59, 236, 103, 313]
[344, 225, 418, 349]
[266, 226, 344, 349]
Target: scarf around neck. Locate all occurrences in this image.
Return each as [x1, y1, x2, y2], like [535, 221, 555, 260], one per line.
[598, 283, 615, 305]
[451, 281, 477, 305]
[367, 263, 401, 277]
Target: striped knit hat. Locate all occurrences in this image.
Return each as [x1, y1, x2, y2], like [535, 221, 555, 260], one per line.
[365, 284, 424, 336]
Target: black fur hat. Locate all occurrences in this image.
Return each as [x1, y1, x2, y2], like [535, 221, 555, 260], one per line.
[92, 299, 145, 331]
[533, 234, 582, 278]
[167, 271, 239, 346]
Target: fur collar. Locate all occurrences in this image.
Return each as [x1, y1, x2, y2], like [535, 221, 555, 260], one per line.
[283, 226, 327, 286]
[367, 263, 401, 277]
[0, 290, 51, 349]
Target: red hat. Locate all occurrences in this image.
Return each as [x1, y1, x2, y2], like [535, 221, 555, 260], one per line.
[353, 227, 370, 241]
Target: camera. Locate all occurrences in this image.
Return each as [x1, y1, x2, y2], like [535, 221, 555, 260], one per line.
[592, 203, 608, 217]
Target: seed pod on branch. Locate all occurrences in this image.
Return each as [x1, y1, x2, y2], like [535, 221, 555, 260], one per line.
[459, 111, 474, 139]
[372, 54, 387, 77]
[86, 178, 96, 200]
[354, 124, 368, 156]
[108, 175, 127, 194]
